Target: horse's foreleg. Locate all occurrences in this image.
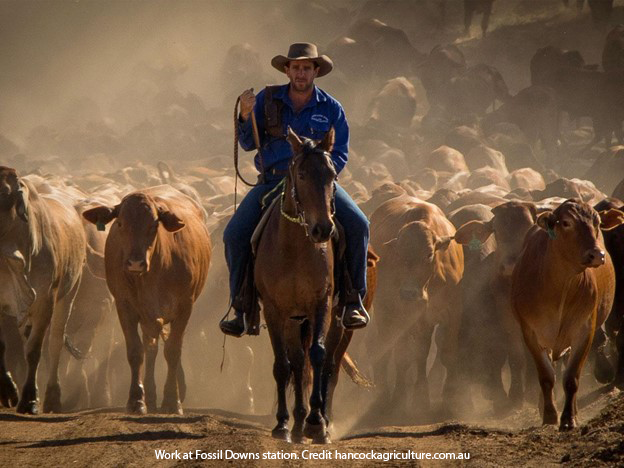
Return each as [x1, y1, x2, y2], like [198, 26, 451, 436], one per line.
[304, 300, 331, 444]
[288, 324, 308, 443]
[266, 310, 291, 442]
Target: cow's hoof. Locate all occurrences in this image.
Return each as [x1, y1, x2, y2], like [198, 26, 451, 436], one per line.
[594, 352, 615, 384]
[17, 399, 39, 415]
[542, 410, 558, 426]
[161, 400, 183, 415]
[146, 400, 158, 414]
[271, 425, 291, 443]
[126, 399, 147, 415]
[43, 385, 62, 413]
[0, 372, 18, 408]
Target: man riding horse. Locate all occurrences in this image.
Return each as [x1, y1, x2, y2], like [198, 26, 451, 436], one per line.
[220, 42, 370, 337]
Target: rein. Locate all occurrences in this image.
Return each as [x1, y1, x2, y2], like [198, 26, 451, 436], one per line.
[279, 149, 337, 238]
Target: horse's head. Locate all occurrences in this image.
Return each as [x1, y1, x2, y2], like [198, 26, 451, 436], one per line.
[285, 127, 337, 243]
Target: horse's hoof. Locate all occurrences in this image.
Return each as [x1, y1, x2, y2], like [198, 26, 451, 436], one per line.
[271, 426, 291, 443]
[16, 399, 39, 415]
[161, 400, 183, 415]
[0, 373, 18, 408]
[313, 431, 331, 445]
[559, 417, 577, 431]
[303, 421, 327, 441]
[126, 399, 147, 415]
[291, 431, 305, 444]
[43, 385, 62, 413]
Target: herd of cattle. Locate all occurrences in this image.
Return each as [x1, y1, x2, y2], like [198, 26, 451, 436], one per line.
[2, 4, 624, 436]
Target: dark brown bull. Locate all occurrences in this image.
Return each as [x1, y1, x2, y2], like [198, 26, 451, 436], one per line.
[511, 199, 622, 430]
[83, 185, 211, 414]
[0, 167, 86, 414]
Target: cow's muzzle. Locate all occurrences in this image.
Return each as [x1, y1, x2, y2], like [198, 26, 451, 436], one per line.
[399, 287, 428, 306]
[126, 258, 147, 274]
[583, 247, 605, 268]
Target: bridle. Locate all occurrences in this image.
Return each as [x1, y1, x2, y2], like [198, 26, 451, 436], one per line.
[280, 145, 337, 238]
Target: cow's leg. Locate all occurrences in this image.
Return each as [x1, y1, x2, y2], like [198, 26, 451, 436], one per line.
[265, 305, 291, 442]
[161, 307, 191, 415]
[592, 325, 615, 384]
[616, 319, 624, 389]
[0, 327, 18, 408]
[464, 3, 474, 35]
[507, 331, 526, 409]
[522, 326, 557, 425]
[17, 296, 55, 414]
[117, 301, 145, 415]
[44, 281, 80, 413]
[304, 299, 331, 444]
[412, 322, 435, 413]
[560, 331, 592, 431]
[91, 301, 115, 408]
[141, 328, 158, 413]
[481, 4, 492, 37]
[287, 321, 308, 444]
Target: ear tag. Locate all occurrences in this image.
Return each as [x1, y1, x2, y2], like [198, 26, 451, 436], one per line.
[547, 227, 557, 240]
[468, 236, 482, 251]
[96, 221, 106, 232]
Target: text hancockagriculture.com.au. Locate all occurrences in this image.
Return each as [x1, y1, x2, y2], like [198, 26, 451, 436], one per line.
[155, 449, 471, 461]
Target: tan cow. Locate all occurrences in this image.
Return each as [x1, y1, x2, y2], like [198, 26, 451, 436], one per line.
[369, 194, 464, 417]
[0, 167, 86, 414]
[83, 185, 211, 414]
[511, 199, 623, 430]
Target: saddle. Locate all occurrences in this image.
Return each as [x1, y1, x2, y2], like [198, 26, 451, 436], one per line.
[238, 186, 348, 335]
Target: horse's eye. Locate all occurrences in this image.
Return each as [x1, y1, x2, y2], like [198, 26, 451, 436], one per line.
[298, 171, 305, 180]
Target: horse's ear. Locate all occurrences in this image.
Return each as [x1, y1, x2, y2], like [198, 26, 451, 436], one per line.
[286, 127, 303, 153]
[320, 127, 335, 153]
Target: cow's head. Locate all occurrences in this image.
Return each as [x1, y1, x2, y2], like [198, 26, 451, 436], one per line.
[384, 221, 452, 305]
[0, 166, 29, 225]
[537, 199, 621, 270]
[455, 201, 537, 277]
[83, 193, 185, 274]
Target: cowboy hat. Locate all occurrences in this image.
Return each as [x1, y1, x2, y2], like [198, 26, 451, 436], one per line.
[271, 42, 333, 77]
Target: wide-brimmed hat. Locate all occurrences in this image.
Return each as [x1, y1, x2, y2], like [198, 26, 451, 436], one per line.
[271, 43, 333, 77]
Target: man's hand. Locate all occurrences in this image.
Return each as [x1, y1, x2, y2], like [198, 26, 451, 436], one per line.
[239, 88, 256, 121]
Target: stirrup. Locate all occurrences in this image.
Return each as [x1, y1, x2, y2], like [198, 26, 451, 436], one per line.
[337, 294, 370, 330]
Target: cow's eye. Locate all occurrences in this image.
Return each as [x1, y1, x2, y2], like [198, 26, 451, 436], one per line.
[561, 220, 571, 228]
[117, 221, 122, 228]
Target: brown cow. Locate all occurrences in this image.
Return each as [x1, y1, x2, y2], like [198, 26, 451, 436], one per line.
[455, 201, 538, 411]
[511, 199, 622, 429]
[83, 185, 211, 414]
[0, 167, 86, 414]
[369, 195, 464, 417]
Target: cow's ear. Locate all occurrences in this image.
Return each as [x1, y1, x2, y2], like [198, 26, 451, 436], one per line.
[319, 127, 335, 153]
[286, 127, 303, 154]
[537, 211, 556, 231]
[454, 220, 493, 245]
[82, 205, 119, 227]
[434, 235, 453, 252]
[383, 237, 398, 251]
[599, 208, 624, 231]
[15, 181, 29, 222]
[158, 209, 185, 232]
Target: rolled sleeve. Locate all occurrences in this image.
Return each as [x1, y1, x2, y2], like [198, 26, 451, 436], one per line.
[237, 90, 266, 151]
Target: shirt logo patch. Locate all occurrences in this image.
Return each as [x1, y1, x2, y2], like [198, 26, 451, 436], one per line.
[311, 114, 329, 124]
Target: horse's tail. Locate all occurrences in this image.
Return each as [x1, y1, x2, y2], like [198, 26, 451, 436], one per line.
[341, 352, 374, 388]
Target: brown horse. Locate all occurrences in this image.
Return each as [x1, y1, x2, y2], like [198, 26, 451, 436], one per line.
[254, 128, 338, 444]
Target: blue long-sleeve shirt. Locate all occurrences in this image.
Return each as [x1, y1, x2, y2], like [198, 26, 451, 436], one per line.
[238, 84, 349, 176]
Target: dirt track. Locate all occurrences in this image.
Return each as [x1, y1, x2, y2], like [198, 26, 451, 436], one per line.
[1, 386, 621, 467]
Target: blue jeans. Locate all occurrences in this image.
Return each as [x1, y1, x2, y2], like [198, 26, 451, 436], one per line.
[223, 178, 369, 303]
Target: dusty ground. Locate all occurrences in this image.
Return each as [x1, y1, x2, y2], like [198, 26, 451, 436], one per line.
[0, 384, 621, 467]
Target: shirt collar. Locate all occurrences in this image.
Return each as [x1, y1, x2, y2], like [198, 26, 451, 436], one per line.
[277, 84, 327, 110]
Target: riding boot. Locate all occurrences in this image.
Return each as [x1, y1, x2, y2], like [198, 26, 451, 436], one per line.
[219, 296, 247, 337]
[340, 290, 369, 330]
